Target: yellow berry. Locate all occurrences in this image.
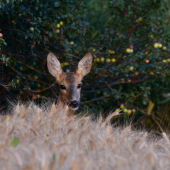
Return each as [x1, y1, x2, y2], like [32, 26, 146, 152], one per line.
[121, 78, 125, 82]
[106, 58, 111, 63]
[127, 110, 132, 114]
[129, 66, 134, 71]
[12, 20, 16, 24]
[30, 27, 34, 31]
[100, 57, 104, 62]
[66, 69, 70, 72]
[34, 76, 38, 80]
[123, 109, 127, 113]
[37, 83, 41, 88]
[16, 79, 19, 84]
[150, 72, 154, 75]
[127, 79, 131, 82]
[56, 24, 60, 28]
[126, 48, 131, 53]
[60, 21, 63, 25]
[56, 29, 60, 33]
[61, 63, 64, 67]
[162, 46, 166, 50]
[136, 17, 142, 22]
[130, 49, 133, 53]
[107, 50, 110, 53]
[162, 60, 167, 63]
[111, 58, 116, 62]
[70, 41, 74, 45]
[120, 104, 124, 109]
[110, 50, 115, 54]
[96, 58, 100, 62]
[64, 62, 69, 66]
[167, 59, 170, 62]
[132, 109, 136, 113]
[92, 48, 96, 52]
[115, 108, 120, 112]
[134, 72, 139, 76]
[153, 43, 159, 48]
[158, 44, 162, 48]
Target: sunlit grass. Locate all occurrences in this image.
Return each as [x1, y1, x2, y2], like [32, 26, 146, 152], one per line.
[0, 101, 169, 169]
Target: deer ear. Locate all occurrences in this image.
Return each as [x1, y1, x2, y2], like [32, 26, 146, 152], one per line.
[47, 52, 63, 77]
[75, 53, 93, 78]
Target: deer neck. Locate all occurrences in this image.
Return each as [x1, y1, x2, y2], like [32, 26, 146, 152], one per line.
[56, 95, 74, 117]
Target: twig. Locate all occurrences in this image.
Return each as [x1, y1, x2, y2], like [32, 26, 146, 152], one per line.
[28, 82, 57, 93]
[0, 83, 10, 91]
[81, 94, 113, 104]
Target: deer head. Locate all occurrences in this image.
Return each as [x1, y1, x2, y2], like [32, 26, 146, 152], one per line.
[47, 52, 93, 113]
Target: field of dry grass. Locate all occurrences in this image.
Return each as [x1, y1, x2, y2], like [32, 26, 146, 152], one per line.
[0, 102, 170, 170]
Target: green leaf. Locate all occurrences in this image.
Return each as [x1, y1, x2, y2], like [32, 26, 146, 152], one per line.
[10, 137, 19, 147]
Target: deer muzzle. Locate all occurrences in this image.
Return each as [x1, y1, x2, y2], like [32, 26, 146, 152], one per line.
[69, 100, 80, 108]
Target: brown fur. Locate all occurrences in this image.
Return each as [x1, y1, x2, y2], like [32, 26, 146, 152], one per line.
[47, 52, 93, 117]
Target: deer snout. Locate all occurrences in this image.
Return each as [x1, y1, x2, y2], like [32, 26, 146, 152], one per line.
[69, 100, 80, 108]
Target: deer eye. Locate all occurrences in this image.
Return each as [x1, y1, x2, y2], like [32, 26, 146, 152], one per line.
[77, 84, 81, 89]
[60, 85, 66, 90]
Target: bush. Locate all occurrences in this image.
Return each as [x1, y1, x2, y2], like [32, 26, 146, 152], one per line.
[1, 0, 170, 130]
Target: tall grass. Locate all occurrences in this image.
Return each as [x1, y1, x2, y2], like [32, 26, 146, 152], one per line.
[0, 101, 170, 170]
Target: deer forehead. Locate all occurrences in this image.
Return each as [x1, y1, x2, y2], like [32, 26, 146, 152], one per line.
[57, 72, 81, 87]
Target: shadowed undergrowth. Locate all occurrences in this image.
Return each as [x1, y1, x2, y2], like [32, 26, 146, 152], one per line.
[0, 102, 170, 170]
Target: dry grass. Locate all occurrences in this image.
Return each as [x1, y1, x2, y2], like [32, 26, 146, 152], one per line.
[0, 102, 170, 170]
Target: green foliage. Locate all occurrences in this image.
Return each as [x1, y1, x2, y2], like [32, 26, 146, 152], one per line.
[1, 0, 170, 130]
[10, 137, 19, 147]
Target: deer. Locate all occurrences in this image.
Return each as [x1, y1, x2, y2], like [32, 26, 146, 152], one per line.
[47, 52, 93, 117]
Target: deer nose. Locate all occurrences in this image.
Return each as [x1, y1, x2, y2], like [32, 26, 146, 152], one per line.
[69, 100, 80, 108]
